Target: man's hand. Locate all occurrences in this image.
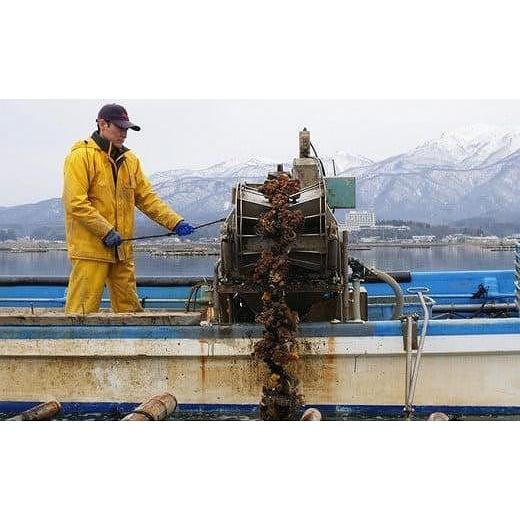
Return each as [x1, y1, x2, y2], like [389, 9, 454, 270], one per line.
[173, 221, 194, 236]
[103, 229, 123, 247]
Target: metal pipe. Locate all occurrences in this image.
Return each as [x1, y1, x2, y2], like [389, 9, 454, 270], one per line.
[341, 230, 349, 321]
[327, 237, 339, 272]
[404, 316, 413, 419]
[7, 401, 61, 421]
[301, 408, 322, 421]
[352, 278, 362, 322]
[515, 242, 520, 311]
[0, 298, 67, 303]
[0, 271, 415, 287]
[299, 128, 310, 158]
[0, 297, 188, 304]
[433, 303, 517, 313]
[0, 276, 215, 287]
[221, 235, 232, 276]
[213, 260, 221, 323]
[122, 393, 177, 421]
[409, 292, 429, 406]
[428, 292, 513, 299]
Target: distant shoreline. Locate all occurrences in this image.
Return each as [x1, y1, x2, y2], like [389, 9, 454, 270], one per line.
[0, 238, 517, 254]
[0, 240, 220, 256]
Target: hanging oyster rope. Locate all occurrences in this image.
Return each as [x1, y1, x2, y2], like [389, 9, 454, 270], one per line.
[253, 174, 305, 420]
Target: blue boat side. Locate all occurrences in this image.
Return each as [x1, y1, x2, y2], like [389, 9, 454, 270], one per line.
[1, 318, 520, 340]
[365, 269, 515, 305]
[0, 269, 515, 308]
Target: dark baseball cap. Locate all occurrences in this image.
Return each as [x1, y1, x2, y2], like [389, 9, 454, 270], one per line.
[97, 103, 141, 131]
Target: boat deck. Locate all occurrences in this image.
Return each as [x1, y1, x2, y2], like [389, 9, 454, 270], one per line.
[0, 308, 202, 326]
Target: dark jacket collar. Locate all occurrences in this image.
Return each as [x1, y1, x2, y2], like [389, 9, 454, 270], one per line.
[91, 131, 129, 162]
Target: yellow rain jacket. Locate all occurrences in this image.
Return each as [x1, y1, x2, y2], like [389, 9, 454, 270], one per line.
[63, 137, 183, 262]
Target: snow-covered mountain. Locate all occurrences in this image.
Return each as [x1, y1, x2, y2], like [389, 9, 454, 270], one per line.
[3, 125, 520, 238]
[406, 124, 520, 169]
[150, 150, 371, 184]
[151, 156, 278, 184]
[320, 151, 373, 173]
[342, 124, 520, 222]
[147, 152, 372, 223]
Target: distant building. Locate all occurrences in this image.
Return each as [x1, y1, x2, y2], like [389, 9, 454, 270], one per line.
[466, 235, 499, 243]
[346, 211, 376, 231]
[412, 235, 436, 242]
[443, 234, 466, 243]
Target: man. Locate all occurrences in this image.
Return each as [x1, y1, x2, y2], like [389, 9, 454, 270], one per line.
[62, 103, 193, 313]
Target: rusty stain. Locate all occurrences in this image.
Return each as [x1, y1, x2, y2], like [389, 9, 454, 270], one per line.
[2, 348, 518, 408]
[327, 337, 336, 356]
[200, 355, 206, 387]
[199, 340, 208, 389]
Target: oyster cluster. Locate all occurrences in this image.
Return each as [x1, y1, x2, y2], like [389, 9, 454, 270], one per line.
[253, 174, 305, 420]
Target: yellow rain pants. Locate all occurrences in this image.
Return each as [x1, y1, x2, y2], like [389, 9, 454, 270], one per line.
[65, 259, 143, 314]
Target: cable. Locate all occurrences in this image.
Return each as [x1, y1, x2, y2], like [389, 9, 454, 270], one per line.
[310, 141, 327, 177]
[122, 217, 226, 242]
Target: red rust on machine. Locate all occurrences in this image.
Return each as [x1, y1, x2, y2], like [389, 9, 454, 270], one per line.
[7, 401, 61, 421]
[122, 393, 178, 421]
[253, 174, 305, 420]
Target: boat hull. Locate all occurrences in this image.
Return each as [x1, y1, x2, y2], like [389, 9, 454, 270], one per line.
[2, 319, 520, 417]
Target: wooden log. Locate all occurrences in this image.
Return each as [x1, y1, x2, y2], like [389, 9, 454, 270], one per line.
[301, 408, 322, 421]
[7, 401, 61, 421]
[122, 393, 177, 421]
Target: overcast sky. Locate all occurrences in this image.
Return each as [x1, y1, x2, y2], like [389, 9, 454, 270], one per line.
[2, 99, 520, 206]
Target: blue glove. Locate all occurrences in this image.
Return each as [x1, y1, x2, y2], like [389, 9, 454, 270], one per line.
[173, 221, 194, 236]
[103, 229, 123, 247]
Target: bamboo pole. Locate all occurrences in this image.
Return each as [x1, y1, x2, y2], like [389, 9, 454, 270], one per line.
[300, 408, 322, 421]
[7, 401, 61, 421]
[427, 412, 449, 421]
[122, 393, 177, 421]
